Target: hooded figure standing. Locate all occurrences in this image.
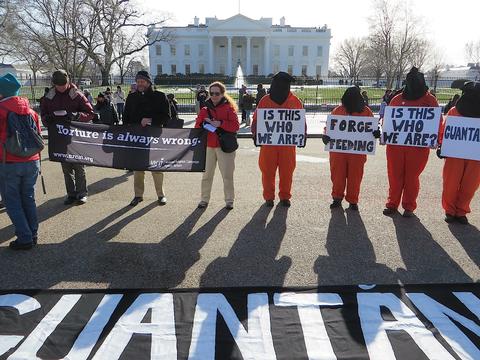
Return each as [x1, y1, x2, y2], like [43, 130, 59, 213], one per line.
[323, 87, 379, 210]
[251, 72, 303, 207]
[439, 81, 480, 225]
[383, 67, 440, 217]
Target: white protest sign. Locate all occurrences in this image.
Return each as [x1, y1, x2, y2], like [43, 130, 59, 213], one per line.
[441, 116, 480, 161]
[382, 106, 442, 148]
[324, 115, 379, 155]
[255, 108, 306, 147]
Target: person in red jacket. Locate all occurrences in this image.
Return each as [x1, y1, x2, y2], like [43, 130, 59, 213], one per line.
[41, 70, 94, 205]
[251, 72, 303, 207]
[0, 73, 42, 250]
[195, 81, 239, 210]
[438, 81, 480, 224]
[322, 87, 379, 210]
[383, 67, 440, 217]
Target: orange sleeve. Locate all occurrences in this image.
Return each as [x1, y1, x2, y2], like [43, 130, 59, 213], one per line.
[220, 105, 240, 132]
[195, 108, 208, 128]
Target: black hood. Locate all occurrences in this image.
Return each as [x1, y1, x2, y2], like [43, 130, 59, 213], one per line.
[456, 81, 480, 118]
[402, 67, 428, 101]
[205, 97, 227, 109]
[341, 86, 365, 114]
[269, 71, 295, 105]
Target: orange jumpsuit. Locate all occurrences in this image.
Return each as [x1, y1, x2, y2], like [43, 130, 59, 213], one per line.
[439, 107, 480, 216]
[329, 105, 374, 204]
[252, 93, 303, 201]
[385, 92, 439, 211]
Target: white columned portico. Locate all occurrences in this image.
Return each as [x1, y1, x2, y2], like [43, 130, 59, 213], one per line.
[208, 36, 214, 73]
[264, 36, 270, 76]
[227, 36, 233, 76]
[246, 37, 252, 76]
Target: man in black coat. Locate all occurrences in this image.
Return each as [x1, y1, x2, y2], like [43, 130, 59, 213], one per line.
[123, 70, 171, 207]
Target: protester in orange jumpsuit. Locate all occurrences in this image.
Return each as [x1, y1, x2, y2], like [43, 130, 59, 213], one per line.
[322, 87, 379, 210]
[438, 81, 480, 225]
[251, 72, 304, 207]
[383, 67, 440, 217]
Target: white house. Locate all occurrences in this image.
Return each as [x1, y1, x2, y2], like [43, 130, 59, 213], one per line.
[148, 14, 331, 78]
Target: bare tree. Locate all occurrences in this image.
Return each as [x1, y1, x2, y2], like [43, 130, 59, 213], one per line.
[465, 40, 480, 65]
[114, 29, 143, 85]
[334, 37, 368, 81]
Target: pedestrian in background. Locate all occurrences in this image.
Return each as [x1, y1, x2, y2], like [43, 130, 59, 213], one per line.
[93, 92, 118, 125]
[113, 85, 125, 123]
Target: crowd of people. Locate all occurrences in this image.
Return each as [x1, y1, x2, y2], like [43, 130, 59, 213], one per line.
[0, 67, 479, 251]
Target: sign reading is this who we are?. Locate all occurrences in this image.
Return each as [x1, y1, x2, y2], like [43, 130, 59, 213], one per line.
[255, 108, 306, 147]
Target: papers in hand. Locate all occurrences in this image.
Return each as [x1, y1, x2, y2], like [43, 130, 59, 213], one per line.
[203, 123, 217, 133]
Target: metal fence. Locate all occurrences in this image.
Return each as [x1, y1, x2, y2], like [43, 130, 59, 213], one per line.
[17, 74, 474, 114]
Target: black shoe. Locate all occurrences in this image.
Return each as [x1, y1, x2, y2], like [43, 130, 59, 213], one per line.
[444, 214, 456, 223]
[402, 210, 415, 218]
[456, 216, 469, 225]
[9, 240, 34, 250]
[330, 199, 342, 209]
[280, 199, 291, 207]
[64, 197, 76, 205]
[265, 200, 274, 207]
[158, 196, 167, 206]
[129, 197, 143, 206]
[383, 207, 397, 216]
[77, 196, 87, 205]
[225, 202, 234, 210]
[348, 203, 359, 211]
[197, 201, 208, 209]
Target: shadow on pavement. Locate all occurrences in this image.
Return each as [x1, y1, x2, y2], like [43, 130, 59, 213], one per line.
[200, 204, 291, 287]
[0, 172, 131, 244]
[448, 222, 480, 269]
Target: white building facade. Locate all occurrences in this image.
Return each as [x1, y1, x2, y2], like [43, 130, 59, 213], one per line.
[148, 14, 331, 78]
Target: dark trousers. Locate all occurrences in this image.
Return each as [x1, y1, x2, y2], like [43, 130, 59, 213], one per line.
[61, 163, 88, 198]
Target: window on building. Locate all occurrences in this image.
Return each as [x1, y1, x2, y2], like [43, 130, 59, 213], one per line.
[185, 64, 191, 75]
[171, 64, 176, 74]
[199, 44, 205, 57]
[253, 64, 259, 75]
[155, 45, 162, 56]
[156, 64, 162, 75]
[170, 45, 176, 56]
[288, 46, 294, 57]
[273, 63, 280, 74]
[302, 46, 308, 56]
[274, 45, 280, 57]
[316, 65, 322, 76]
[184, 45, 190, 56]
[199, 64, 205, 74]
[302, 65, 308, 76]
[287, 65, 293, 75]
[317, 46, 323, 57]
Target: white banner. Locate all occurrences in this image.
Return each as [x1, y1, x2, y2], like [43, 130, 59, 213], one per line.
[255, 108, 306, 147]
[324, 115, 379, 155]
[382, 106, 442, 148]
[441, 116, 480, 161]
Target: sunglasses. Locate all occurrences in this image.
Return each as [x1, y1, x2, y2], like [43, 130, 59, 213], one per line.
[209, 91, 222, 96]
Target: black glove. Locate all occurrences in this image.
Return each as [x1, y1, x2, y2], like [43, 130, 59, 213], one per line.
[372, 129, 381, 138]
[322, 135, 331, 145]
[436, 148, 444, 159]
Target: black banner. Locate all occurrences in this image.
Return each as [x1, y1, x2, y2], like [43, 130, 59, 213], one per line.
[0, 284, 479, 359]
[47, 121, 207, 172]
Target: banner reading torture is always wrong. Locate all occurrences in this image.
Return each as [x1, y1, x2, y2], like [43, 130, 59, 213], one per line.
[0, 284, 479, 359]
[48, 121, 207, 172]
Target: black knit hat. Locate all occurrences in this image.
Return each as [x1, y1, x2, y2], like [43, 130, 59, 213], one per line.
[135, 70, 152, 84]
[52, 69, 69, 86]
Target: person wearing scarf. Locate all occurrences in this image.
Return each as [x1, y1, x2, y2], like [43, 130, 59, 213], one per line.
[323, 86, 379, 210]
[251, 72, 304, 207]
[383, 67, 440, 217]
[438, 81, 480, 224]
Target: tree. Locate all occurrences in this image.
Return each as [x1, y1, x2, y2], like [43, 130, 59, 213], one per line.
[465, 40, 480, 65]
[334, 37, 368, 81]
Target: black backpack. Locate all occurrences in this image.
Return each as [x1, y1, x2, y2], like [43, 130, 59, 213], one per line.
[1, 108, 44, 160]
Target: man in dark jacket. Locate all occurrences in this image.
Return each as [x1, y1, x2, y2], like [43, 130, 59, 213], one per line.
[93, 92, 118, 125]
[40, 70, 94, 205]
[123, 70, 171, 206]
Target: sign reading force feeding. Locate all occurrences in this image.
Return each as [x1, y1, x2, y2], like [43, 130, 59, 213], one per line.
[48, 121, 207, 172]
[255, 108, 306, 147]
[441, 116, 480, 161]
[0, 285, 479, 359]
[325, 115, 379, 155]
[382, 106, 442, 148]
